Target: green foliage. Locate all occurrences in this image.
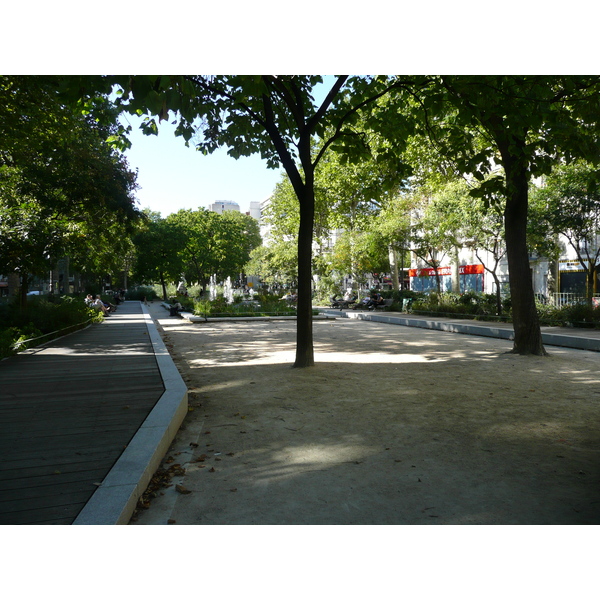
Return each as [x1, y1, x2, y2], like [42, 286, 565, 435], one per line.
[262, 175, 301, 240]
[531, 160, 600, 299]
[0, 325, 42, 358]
[409, 180, 475, 280]
[245, 242, 298, 289]
[411, 292, 508, 320]
[408, 292, 600, 328]
[329, 229, 390, 287]
[313, 275, 343, 305]
[0, 295, 98, 357]
[193, 298, 213, 315]
[536, 302, 600, 328]
[131, 212, 187, 296]
[192, 293, 299, 317]
[0, 76, 142, 290]
[125, 286, 158, 301]
[165, 208, 262, 290]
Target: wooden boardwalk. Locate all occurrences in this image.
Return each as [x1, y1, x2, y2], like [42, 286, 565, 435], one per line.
[0, 302, 165, 524]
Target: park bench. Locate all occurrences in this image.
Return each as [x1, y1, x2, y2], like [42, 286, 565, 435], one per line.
[374, 298, 394, 311]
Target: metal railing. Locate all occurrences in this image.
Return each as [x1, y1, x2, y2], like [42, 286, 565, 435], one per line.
[12, 317, 96, 352]
[546, 293, 587, 307]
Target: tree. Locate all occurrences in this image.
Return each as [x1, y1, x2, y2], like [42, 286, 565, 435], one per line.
[1, 77, 139, 223]
[0, 76, 141, 302]
[67, 204, 138, 293]
[407, 182, 472, 294]
[462, 186, 507, 314]
[167, 208, 261, 292]
[245, 241, 298, 290]
[218, 210, 262, 281]
[413, 76, 600, 355]
[97, 75, 418, 367]
[375, 194, 416, 291]
[0, 168, 67, 287]
[263, 135, 406, 298]
[132, 211, 187, 300]
[315, 137, 404, 295]
[532, 161, 600, 302]
[329, 227, 389, 291]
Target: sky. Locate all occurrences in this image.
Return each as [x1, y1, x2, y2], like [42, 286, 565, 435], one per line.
[120, 78, 334, 217]
[121, 112, 285, 217]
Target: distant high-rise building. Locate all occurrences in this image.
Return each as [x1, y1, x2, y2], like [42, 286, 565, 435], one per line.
[248, 201, 261, 221]
[209, 201, 240, 214]
[259, 195, 273, 240]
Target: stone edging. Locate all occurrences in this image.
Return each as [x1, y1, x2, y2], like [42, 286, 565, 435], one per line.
[73, 303, 188, 525]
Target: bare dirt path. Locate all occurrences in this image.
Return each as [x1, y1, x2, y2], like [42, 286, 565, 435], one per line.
[132, 302, 600, 525]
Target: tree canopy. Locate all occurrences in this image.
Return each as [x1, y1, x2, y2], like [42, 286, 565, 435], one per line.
[377, 76, 600, 354]
[51, 74, 600, 361]
[86, 75, 417, 367]
[162, 208, 261, 291]
[0, 76, 142, 299]
[532, 160, 600, 301]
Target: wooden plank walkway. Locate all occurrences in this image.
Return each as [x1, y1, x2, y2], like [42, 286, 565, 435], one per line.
[0, 302, 165, 524]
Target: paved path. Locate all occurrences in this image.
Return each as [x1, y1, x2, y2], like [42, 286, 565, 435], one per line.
[1, 300, 595, 525]
[319, 308, 600, 352]
[0, 302, 187, 525]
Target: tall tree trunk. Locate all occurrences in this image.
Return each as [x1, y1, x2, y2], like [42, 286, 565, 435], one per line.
[492, 271, 502, 316]
[160, 272, 168, 300]
[294, 181, 315, 368]
[63, 256, 70, 295]
[503, 157, 547, 355]
[451, 247, 460, 293]
[8, 272, 20, 297]
[389, 245, 399, 291]
[586, 266, 595, 305]
[433, 265, 442, 294]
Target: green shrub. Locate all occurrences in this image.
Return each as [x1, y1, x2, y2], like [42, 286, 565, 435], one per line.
[192, 293, 297, 317]
[0, 296, 98, 357]
[193, 298, 213, 315]
[408, 291, 599, 328]
[565, 303, 600, 327]
[0, 327, 22, 358]
[0, 325, 44, 358]
[126, 286, 158, 301]
[541, 302, 600, 328]
[411, 291, 507, 320]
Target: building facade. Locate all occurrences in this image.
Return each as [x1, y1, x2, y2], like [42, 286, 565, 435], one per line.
[408, 235, 599, 301]
[209, 200, 241, 214]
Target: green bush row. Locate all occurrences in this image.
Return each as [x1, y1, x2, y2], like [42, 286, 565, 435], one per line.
[410, 291, 506, 319]
[0, 295, 101, 358]
[125, 286, 159, 301]
[192, 293, 297, 317]
[535, 301, 600, 328]
[407, 291, 600, 328]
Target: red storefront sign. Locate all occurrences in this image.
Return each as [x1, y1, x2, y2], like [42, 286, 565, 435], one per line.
[409, 264, 484, 278]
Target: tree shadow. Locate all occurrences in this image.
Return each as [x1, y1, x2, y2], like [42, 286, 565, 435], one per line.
[169, 319, 600, 525]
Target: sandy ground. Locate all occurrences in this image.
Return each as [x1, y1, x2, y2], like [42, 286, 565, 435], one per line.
[131, 302, 600, 525]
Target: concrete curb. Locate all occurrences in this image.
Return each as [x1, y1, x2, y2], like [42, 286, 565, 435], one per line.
[157, 303, 335, 323]
[179, 312, 335, 323]
[73, 303, 188, 525]
[341, 311, 515, 340]
[540, 331, 600, 352]
[320, 309, 600, 352]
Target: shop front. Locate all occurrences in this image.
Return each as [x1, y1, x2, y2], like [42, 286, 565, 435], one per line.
[409, 264, 485, 293]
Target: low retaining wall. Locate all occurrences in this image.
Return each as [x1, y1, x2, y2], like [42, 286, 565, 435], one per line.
[73, 303, 188, 525]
